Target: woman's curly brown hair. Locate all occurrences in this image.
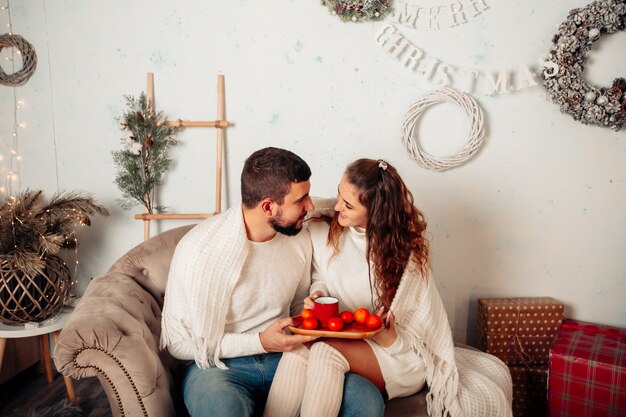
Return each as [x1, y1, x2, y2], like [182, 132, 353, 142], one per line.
[327, 159, 430, 311]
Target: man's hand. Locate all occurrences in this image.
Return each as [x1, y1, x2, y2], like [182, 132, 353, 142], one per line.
[303, 290, 325, 309]
[259, 318, 318, 352]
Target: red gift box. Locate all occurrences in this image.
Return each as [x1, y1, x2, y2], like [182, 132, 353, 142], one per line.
[549, 319, 626, 417]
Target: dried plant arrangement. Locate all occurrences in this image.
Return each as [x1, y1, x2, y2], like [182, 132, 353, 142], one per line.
[0, 189, 109, 276]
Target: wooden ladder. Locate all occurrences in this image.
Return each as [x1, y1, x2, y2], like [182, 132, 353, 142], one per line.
[134, 72, 230, 240]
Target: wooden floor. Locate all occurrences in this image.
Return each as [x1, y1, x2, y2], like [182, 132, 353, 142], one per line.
[0, 365, 111, 417]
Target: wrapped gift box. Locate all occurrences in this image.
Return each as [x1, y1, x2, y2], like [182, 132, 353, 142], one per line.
[510, 365, 549, 417]
[477, 297, 564, 366]
[549, 319, 626, 417]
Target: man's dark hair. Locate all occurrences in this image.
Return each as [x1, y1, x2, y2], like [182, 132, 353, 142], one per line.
[241, 147, 311, 208]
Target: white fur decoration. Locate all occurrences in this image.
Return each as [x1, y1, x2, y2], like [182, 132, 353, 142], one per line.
[401, 87, 485, 172]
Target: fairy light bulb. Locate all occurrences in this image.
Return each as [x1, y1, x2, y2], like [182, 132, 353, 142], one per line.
[2, 1, 29, 199]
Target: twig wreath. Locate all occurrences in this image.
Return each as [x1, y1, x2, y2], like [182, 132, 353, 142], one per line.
[401, 88, 485, 172]
[542, 0, 626, 131]
[321, 0, 391, 22]
[0, 33, 37, 86]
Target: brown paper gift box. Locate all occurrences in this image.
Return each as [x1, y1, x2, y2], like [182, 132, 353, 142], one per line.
[477, 297, 564, 366]
[510, 365, 548, 417]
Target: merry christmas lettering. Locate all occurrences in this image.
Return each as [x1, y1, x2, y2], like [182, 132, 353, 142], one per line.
[376, 24, 559, 95]
[393, 0, 490, 30]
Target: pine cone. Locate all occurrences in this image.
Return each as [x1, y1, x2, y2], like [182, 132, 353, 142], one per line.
[606, 85, 623, 102]
[566, 91, 582, 106]
[612, 78, 626, 91]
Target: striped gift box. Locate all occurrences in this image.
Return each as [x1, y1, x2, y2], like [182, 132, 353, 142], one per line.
[549, 319, 626, 417]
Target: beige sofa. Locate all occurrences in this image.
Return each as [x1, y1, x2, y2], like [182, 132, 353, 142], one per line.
[53, 224, 429, 417]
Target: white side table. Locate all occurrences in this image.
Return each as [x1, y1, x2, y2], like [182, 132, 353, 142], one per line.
[0, 306, 77, 404]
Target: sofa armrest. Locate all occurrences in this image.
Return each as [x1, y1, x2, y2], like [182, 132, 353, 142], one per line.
[53, 273, 179, 417]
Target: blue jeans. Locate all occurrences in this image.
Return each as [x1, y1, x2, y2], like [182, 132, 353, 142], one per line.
[182, 353, 385, 417]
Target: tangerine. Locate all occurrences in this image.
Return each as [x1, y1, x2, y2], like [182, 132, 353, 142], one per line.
[366, 314, 382, 329]
[353, 308, 370, 324]
[340, 310, 354, 324]
[328, 317, 344, 331]
[301, 317, 318, 330]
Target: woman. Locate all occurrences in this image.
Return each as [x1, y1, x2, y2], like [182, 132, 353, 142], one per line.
[264, 159, 512, 417]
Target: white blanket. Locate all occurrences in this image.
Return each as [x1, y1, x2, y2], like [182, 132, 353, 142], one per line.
[391, 262, 513, 417]
[308, 198, 512, 415]
[160, 205, 249, 369]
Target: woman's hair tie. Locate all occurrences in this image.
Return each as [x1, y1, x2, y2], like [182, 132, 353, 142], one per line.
[378, 160, 388, 171]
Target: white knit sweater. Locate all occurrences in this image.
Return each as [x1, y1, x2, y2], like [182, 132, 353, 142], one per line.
[307, 219, 512, 417]
[160, 205, 312, 369]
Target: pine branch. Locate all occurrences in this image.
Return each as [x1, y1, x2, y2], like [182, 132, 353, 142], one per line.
[112, 93, 179, 213]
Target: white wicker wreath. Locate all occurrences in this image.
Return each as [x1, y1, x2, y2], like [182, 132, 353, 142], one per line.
[542, 0, 626, 131]
[401, 88, 485, 172]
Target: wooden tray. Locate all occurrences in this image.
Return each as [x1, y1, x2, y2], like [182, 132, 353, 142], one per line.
[288, 316, 384, 339]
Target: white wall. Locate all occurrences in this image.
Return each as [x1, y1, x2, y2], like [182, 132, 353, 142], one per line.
[1, 0, 624, 343]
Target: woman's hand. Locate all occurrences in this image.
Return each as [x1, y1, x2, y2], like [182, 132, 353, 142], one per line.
[371, 307, 397, 348]
[303, 290, 325, 309]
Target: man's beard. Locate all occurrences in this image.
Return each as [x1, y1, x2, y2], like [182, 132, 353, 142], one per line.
[269, 210, 305, 236]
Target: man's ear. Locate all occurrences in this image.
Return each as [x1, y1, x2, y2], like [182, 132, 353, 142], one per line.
[260, 199, 273, 216]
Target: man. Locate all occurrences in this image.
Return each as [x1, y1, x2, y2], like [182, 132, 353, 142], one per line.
[161, 147, 384, 417]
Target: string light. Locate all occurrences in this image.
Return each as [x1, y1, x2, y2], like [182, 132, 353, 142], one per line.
[1, 2, 83, 308]
[1, 0, 23, 196]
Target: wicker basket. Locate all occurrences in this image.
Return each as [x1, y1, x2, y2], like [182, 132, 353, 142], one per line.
[0, 255, 71, 325]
